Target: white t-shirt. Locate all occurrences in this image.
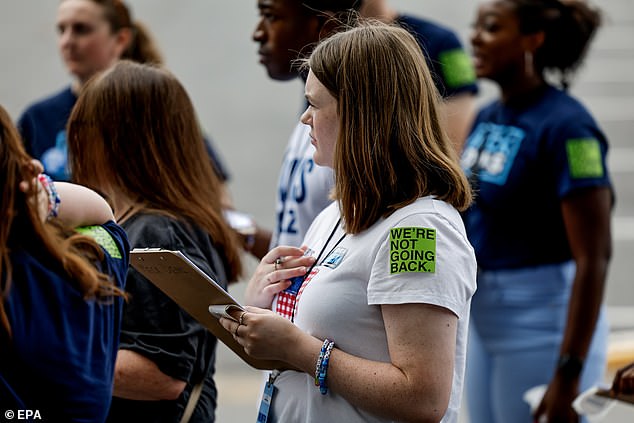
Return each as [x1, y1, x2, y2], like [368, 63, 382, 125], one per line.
[270, 122, 334, 249]
[270, 198, 477, 423]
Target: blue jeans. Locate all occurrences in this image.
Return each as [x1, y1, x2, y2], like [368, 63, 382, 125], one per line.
[466, 261, 608, 423]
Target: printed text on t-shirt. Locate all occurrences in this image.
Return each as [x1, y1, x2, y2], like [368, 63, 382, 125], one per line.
[390, 227, 436, 274]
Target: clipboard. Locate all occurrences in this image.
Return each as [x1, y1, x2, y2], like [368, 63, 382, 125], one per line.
[129, 248, 287, 370]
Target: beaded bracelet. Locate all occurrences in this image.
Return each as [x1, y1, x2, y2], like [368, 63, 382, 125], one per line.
[314, 339, 331, 387]
[317, 340, 335, 395]
[37, 174, 61, 219]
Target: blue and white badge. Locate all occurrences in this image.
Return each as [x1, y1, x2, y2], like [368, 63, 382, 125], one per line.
[257, 371, 279, 423]
[323, 247, 347, 269]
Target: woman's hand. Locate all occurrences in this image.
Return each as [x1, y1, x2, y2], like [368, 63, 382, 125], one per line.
[219, 306, 304, 363]
[611, 362, 634, 396]
[244, 245, 315, 308]
[18, 159, 44, 190]
[18, 160, 48, 221]
[533, 375, 580, 423]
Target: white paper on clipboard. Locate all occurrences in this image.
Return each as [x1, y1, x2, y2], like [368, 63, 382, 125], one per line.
[129, 248, 287, 370]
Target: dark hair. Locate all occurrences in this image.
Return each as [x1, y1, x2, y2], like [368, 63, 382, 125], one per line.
[300, 0, 362, 15]
[1, 105, 120, 338]
[67, 61, 242, 281]
[306, 22, 472, 234]
[89, 0, 163, 64]
[511, 0, 601, 88]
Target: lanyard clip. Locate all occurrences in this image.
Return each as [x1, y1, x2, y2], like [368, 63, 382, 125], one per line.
[268, 369, 280, 385]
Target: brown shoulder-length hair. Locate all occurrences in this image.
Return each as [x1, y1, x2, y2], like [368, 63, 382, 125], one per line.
[67, 61, 242, 282]
[305, 21, 473, 234]
[0, 105, 118, 338]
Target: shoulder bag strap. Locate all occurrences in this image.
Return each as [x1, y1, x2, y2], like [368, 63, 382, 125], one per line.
[178, 380, 204, 423]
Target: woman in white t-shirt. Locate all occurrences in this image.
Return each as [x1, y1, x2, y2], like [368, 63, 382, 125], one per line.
[221, 21, 477, 423]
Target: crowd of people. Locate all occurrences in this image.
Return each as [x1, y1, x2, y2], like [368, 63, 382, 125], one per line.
[0, 0, 627, 423]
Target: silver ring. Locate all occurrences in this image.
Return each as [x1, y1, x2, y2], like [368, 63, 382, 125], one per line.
[239, 311, 247, 326]
[274, 257, 282, 271]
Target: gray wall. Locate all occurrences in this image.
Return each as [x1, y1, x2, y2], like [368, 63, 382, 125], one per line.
[1, 1, 632, 304]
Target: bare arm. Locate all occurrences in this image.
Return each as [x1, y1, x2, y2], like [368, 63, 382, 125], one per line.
[535, 186, 612, 422]
[112, 349, 186, 401]
[559, 187, 612, 372]
[440, 93, 477, 154]
[55, 182, 114, 227]
[322, 303, 456, 422]
[20, 161, 113, 227]
[225, 302, 457, 423]
[247, 225, 273, 259]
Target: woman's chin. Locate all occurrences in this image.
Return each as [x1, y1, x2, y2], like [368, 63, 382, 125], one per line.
[313, 156, 333, 168]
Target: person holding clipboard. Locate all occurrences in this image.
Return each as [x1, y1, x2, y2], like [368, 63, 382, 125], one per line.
[220, 21, 477, 423]
[67, 61, 243, 423]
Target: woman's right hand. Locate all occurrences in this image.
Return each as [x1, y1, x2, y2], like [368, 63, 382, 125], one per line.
[244, 245, 316, 308]
[611, 362, 634, 396]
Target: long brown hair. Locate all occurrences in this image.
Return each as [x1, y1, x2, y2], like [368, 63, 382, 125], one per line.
[306, 22, 473, 234]
[0, 105, 116, 338]
[67, 61, 242, 281]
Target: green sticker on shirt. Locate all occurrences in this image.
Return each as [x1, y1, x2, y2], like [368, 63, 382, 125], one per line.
[75, 225, 122, 259]
[566, 138, 604, 179]
[390, 227, 436, 274]
[439, 49, 477, 89]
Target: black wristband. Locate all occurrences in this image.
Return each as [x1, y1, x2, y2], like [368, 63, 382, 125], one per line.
[557, 354, 584, 379]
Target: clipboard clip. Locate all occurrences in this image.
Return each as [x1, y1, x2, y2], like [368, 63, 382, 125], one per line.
[209, 304, 245, 322]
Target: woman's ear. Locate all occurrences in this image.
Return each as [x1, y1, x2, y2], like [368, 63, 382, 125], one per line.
[113, 27, 133, 58]
[522, 30, 545, 55]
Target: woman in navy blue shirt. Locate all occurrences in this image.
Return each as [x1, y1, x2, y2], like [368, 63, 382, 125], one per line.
[0, 104, 129, 422]
[462, 1, 612, 422]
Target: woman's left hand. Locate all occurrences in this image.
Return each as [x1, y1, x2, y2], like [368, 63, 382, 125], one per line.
[533, 376, 580, 423]
[219, 306, 302, 363]
[19, 159, 48, 221]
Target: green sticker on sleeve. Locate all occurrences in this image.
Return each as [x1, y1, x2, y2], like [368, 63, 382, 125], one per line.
[390, 227, 436, 274]
[439, 49, 477, 89]
[566, 138, 604, 179]
[75, 225, 122, 259]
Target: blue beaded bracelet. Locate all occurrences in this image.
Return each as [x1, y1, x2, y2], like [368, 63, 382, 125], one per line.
[314, 339, 331, 386]
[318, 340, 335, 395]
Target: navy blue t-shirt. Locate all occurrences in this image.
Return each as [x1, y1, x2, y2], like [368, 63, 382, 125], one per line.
[396, 14, 478, 98]
[0, 221, 129, 422]
[461, 85, 612, 270]
[18, 87, 76, 181]
[17, 86, 231, 182]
